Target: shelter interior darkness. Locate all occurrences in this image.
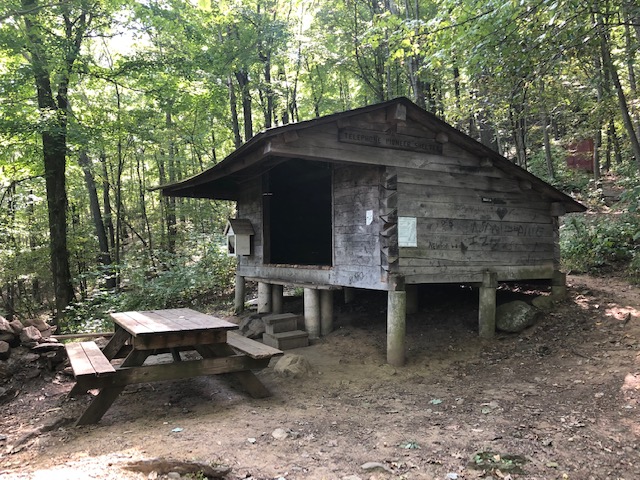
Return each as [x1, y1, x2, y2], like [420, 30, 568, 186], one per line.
[265, 159, 332, 266]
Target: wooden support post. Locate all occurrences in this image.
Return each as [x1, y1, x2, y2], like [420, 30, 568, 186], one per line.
[257, 282, 272, 314]
[271, 284, 284, 314]
[320, 290, 333, 336]
[479, 271, 498, 339]
[234, 273, 245, 315]
[343, 287, 355, 304]
[304, 288, 321, 339]
[387, 276, 406, 367]
[551, 270, 567, 299]
[405, 284, 418, 314]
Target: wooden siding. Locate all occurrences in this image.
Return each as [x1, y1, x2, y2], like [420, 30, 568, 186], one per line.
[236, 163, 388, 290]
[237, 178, 263, 267]
[396, 165, 555, 283]
[234, 110, 566, 289]
[266, 121, 479, 171]
[333, 164, 387, 289]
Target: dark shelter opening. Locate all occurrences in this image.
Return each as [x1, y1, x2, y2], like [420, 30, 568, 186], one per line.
[265, 159, 332, 266]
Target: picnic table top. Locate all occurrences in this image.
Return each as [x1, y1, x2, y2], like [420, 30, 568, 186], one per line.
[109, 308, 238, 337]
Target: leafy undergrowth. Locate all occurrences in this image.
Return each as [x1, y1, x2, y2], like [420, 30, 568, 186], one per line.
[560, 174, 640, 283]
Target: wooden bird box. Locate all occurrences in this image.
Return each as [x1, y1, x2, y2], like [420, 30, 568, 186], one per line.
[224, 219, 254, 256]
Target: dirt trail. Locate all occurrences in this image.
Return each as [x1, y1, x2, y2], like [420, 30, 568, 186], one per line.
[1, 274, 638, 479]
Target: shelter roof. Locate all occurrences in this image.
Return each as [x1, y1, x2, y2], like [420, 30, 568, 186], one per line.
[159, 97, 585, 213]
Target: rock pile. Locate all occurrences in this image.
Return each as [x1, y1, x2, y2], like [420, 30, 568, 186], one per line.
[0, 315, 66, 393]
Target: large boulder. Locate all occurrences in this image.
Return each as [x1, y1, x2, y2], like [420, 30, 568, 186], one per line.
[238, 314, 265, 339]
[8, 320, 23, 335]
[274, 354, 311, 379]
[496, 301, 540, 333]
[19, 326, 42, 346]
[0, 316, 12, 334]
[23, 317, 54, 338]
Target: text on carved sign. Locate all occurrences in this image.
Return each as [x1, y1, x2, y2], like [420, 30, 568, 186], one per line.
[338, 128, 444, 155]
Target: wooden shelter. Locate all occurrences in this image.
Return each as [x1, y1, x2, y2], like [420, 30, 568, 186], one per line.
[161, 97, 585, 366]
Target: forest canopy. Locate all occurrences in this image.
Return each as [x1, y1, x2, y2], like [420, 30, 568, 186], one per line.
[0, 0, 639, 329]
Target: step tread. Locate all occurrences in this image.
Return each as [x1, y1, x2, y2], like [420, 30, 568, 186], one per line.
[263, 313, 303, 325]
[264, 330, 309, 339]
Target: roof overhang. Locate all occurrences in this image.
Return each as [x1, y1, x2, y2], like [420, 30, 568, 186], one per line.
[158, 97, 586, 214]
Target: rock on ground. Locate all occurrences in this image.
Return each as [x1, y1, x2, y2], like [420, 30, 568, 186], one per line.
[496, 300, 540, 333]
[19, 326, 42, 346]
[274, 354, 311, 378]
[238, 315, 265, 339]
[532, 295, 554, 311]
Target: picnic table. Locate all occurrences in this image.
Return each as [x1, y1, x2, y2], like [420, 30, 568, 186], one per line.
[65, 308, 282, 426]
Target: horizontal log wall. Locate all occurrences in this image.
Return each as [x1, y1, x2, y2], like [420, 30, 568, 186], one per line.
[396, 165, 555, 284]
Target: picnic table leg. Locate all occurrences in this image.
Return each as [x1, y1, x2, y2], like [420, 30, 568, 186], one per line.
[196, 345, 271, 398]
[69, 381, 93, 397]
[75, 349, 151, 426]
[102, 327, 131, 360]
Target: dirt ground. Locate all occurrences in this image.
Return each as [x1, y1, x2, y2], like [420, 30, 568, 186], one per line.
[0, 274, 638, 480]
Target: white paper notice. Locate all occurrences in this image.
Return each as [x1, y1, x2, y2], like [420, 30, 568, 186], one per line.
[366, 210, 373, 225]
[398, 216, 417, 247]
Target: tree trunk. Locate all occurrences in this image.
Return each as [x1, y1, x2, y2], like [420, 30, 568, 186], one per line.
[597, 12, 640, 171]
[165, 109, 177, 254]
[610, 120, 623, 165]
[44, 128, 74, 317]
[624, 0, 640, 45]
[22, 0, 76, 319]
[235, 70, 253, 141]
[4, 182, 16, 321]
[406, 0, 424, 109]
[78, 151, 115, 289]
[624, 16, 640, 139]
[135, 149, 155, 267]
[262, 53, 273, 128]
[100, 153, 116, 252]
[543, 113, 555, 179]
[227, 75, 242, 147]
[28, 189, 41, 304]
[453, 64, 462, 128]
[510, 103, 528, 167]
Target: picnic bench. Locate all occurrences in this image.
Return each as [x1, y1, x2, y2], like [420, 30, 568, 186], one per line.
[65, 308, 283, 426]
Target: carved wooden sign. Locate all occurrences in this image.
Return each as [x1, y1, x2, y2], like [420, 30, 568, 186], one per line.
[338, 128, 443, 155]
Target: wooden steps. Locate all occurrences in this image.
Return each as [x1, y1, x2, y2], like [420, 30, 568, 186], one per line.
[263, 313, 300, 334]
[262, 313, 309, 350]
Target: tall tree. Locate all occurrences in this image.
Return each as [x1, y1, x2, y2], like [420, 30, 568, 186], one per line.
[14, 0, 95, 318]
